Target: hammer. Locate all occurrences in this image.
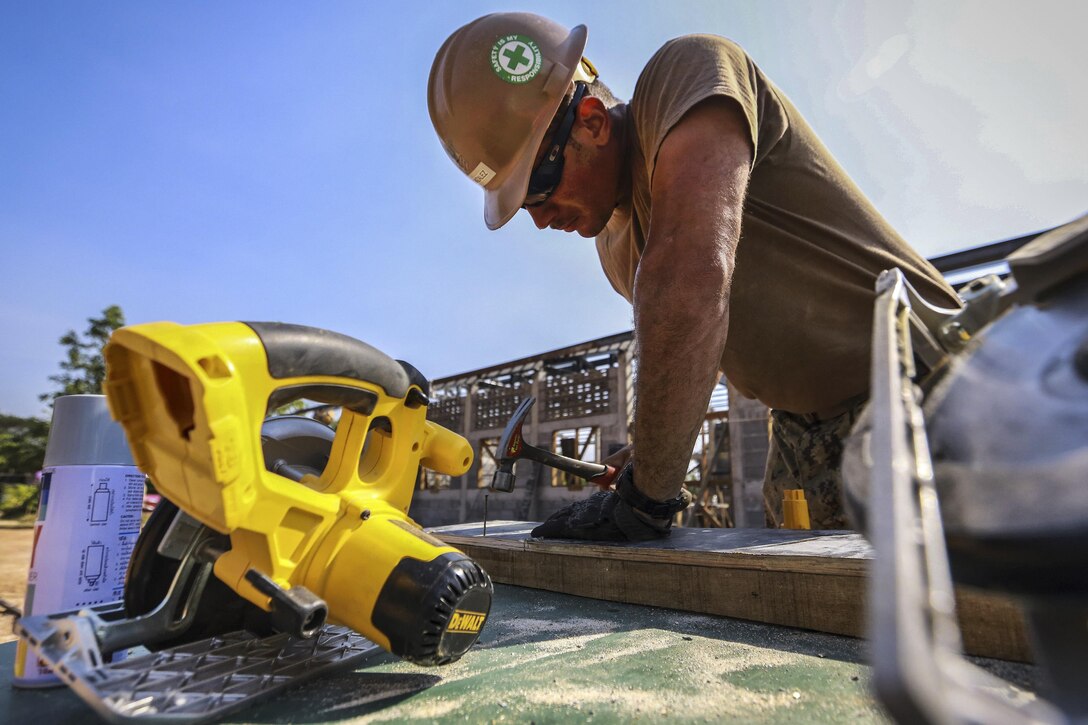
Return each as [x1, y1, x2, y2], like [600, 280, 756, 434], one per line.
[490, 396, 619, 492]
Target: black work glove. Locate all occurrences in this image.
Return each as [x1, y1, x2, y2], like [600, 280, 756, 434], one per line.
[531, 490, 671, 542]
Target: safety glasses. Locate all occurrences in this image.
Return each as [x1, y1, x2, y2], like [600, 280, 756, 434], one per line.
[523, 82, 589, 208]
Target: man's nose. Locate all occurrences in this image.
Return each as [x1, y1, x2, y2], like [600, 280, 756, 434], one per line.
[525, 203, 554, 230]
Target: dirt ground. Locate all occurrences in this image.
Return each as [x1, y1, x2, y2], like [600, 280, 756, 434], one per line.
[0, 527, 34, 644]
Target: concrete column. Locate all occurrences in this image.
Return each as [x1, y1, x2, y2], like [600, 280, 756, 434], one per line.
[525, 369, 544, 520]
[459, 382, 476, 522]
[726, 382, 770, 528]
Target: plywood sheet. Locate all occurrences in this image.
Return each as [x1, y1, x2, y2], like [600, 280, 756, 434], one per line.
[432, 521, 1030, 662]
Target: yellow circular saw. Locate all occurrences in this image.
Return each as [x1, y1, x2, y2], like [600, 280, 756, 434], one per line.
[107, 321, 491, 666]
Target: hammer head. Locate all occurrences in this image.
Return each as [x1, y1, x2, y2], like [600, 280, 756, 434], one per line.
[490, 396, 536, 492]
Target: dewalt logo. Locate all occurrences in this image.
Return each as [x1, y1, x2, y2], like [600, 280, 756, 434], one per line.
[447, 609, 486, 634]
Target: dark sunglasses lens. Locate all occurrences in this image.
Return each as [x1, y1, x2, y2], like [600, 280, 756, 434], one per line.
[523, 82, 587, 208]
[527, 156, 563, 195]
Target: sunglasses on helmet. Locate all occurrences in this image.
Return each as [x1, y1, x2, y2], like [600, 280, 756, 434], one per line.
[522, 81, 589, 208]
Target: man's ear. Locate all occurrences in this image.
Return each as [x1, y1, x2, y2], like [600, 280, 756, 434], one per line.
[575, 96, 611, 147]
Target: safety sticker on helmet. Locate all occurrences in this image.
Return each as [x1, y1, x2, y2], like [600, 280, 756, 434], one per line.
[490, 34, 542, 84]
[470, 162, 496, 187]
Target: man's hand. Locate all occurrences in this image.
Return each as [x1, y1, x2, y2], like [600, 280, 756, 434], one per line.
[532, 465, 694, 541]
[531, 491, 671, 542]
[602, 444, 633, 474]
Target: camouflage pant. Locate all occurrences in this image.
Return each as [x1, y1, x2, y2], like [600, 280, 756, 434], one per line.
[763, 395, 867, 530]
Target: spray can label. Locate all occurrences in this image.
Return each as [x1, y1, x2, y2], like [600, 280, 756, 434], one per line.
[14, 465, 144, 687]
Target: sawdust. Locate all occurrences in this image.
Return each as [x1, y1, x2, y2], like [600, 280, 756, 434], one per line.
[343, 631, 812, 722]
[680, 634, 802, 672]
[511, 629, 874, 719]
[386, 631, 617, 686]
[550, 628, 677, 666]
[355, 694, 468, 722]
[516, 678, 798, 719]
[529, 631, 612, 655]
[448, 600, 879, 718]
[456, 625, 853, 716]
[486, 615, 617, 644]
[515, 625, 802, 675]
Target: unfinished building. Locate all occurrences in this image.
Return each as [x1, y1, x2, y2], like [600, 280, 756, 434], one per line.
[409, 331, 765, 528]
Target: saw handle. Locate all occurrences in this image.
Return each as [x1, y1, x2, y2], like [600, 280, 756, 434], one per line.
[267, 383, 380, 415]
[246, 322, 420, 400]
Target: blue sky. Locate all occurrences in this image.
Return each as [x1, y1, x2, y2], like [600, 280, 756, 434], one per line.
[2, 1, 1085, 419]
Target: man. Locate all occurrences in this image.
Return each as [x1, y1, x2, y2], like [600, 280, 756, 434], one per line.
[428, 12, 960, 540]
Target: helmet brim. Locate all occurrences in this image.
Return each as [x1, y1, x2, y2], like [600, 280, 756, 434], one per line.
[483, 24, 588, 230]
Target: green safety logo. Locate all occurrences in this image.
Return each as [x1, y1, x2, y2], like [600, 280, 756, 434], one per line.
[490, 34, 542, 84]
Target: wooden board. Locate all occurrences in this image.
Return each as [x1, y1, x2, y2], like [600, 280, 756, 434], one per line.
[432, 521, 1031, 663]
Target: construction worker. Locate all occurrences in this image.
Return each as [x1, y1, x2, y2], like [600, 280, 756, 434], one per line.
[428, 12, 960, 540]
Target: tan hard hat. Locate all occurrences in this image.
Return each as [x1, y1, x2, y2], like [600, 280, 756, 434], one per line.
[429, 13, 592, 230]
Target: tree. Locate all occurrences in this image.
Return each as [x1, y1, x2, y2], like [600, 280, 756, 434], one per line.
[0, 414, 49, 475]
[0, 413, 49, 518]
[40, 305, 126, 405]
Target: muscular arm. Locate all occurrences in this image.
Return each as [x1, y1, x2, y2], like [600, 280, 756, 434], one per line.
[630, 97, 752, 501]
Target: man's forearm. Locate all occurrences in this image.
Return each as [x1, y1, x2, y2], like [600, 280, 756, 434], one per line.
[623, 96, 752, 504]
[630, 247, 731, 501]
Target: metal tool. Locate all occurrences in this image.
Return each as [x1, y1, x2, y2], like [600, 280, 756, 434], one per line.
[17, 321, 495, 723]
[489, 396, 617, 492]
[842, 213, 1088, 724]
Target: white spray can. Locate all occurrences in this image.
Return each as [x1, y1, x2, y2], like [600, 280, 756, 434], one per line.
[13, 394, 145, 688]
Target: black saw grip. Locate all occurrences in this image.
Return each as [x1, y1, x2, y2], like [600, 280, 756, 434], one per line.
[245, 322, 410, 398]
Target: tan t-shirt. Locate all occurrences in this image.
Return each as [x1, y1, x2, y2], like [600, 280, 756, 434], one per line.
[595, 34, 960, 415]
